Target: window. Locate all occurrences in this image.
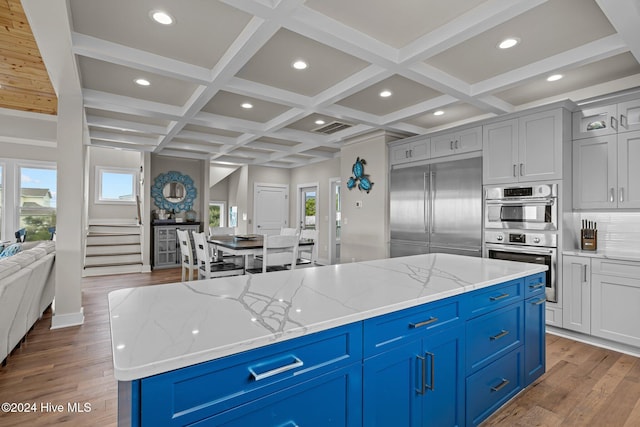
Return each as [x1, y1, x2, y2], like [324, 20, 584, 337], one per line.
[97, 167, 137, 204]
[209, 202, 225, 227]
[19, 165, 57, 241]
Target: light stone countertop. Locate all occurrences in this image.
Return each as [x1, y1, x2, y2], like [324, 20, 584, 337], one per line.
[562, 249, 640, 263]
[108, 253, 547, 381]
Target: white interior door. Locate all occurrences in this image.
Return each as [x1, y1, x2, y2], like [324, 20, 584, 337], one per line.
[254, 184, 288, 235]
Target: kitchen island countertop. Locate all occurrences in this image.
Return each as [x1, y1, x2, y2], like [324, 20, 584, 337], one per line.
[108, 253, 546, 381]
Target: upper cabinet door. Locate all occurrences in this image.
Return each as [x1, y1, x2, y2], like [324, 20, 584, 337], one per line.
[617, 130, 640, 209]
[573, 105, 618, 140]
[618, 99, 640, 133]
[519, 109, 563, 182]
[483, 119, 519, 185]
[573, 135, 617, 209]
[431, 127, 482, 158]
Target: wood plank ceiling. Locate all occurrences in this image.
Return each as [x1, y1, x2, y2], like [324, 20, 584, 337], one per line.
[0, 0, 56, 115]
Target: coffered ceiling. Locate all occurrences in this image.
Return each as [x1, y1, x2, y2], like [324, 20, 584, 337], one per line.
[15, 0, 640, 167]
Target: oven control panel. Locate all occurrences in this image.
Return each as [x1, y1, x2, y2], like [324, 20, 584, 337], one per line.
[485, 231, 556, 247]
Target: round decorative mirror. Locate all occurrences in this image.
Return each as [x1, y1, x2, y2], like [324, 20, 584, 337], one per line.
[151, 171, 197, 212]
[162, 182, 186, 203]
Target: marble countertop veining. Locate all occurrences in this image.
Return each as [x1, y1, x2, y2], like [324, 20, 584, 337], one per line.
[108, 253, 546, 381]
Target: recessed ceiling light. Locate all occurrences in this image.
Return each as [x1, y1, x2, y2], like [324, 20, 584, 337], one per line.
[150, 10, 174, 25]
[292, 60, 308, 70]
[241, 102, 253, 109]
[433, 110, 445, 116]
[547, 74, 563, 82]
[498, 38, 520, 49]
[315, 119, 325, 125]
[135, 78, 150, 86]
[379, 90, 392, 98]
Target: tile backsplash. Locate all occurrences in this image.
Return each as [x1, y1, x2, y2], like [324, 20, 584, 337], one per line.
[565, 212, 640, 252]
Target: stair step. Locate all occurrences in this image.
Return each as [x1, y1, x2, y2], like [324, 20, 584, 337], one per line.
[85, 244, 142, 256]
[86, 234, 141, 245]
[83, 264, 144, 277]
[84, 253, 142, 266]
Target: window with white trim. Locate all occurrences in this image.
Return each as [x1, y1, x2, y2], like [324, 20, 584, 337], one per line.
[96, 167, 137, 204]
[209, 201, 225, 227]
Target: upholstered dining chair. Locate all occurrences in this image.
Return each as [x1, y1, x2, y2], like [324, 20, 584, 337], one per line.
[246, 234, 299, 274]
[176, 229, 198, 282]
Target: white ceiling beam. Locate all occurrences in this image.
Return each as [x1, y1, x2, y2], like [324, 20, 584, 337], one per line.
[83, 89, 184, 120]
[89, 140, 156, 152]
[313, 65, 393, 108]
[472, 34, 629, 96]
[226, 77, 311, 109]
[156, 149, 211, 160]
[86, 115, 168, 135]
[190, 111, 267, 134]
[90, 130, 161, 146]
[175, 130, 238, 146]
[399, 0, 548, 63]
[245, 140, 295, 152]
[596, 0, 640, 64]
[296, 149, 337, 159]
[72, 33, 211, 85]
[165, 141, 224, 153]
[381, 95, 459, 125]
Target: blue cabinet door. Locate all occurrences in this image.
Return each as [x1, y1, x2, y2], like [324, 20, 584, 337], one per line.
[363, 340, 422, 427]
[421, 324, 465, 427]
[524, 295, 546, 386]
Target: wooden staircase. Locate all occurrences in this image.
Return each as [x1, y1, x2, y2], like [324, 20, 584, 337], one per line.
[83, 222, 143, 277]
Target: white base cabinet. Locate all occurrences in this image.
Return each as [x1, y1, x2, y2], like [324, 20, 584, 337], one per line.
[561, 254, 640, 350]
[591, 258, 640, 348]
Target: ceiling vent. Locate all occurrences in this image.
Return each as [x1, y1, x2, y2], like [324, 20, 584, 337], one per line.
[312, 121, 352, 135]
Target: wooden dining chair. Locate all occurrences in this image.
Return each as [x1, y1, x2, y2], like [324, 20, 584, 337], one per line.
[192, 231, 243, 279]
[176, 229, 197, 281]
[298, 229, 319, 267]
[246, 234, 299, 274]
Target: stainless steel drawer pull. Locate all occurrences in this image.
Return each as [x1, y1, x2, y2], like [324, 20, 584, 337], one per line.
[611, 116, 618, 130]
[491, 378, 510, 392]
[490, 330, 510, 341]
[621, 114, 628, 129]
[426, 351, 435, 391]
[528, 283, 544, 290]
[620, 187, 624, 203]
[409, 317, 439, 329]
[248, 355, 303, 381]
[532, 298, 546, 306]
[513, 164, 517, 177]
[489, 293, 510, 301]
[610, 188, 615, 203]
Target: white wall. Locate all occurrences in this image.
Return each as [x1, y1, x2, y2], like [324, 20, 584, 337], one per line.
[227, 165, 249, 234]
[339, 131, 404, 262]
[87, 146, 141, 221]
[290, 158, 340, 264]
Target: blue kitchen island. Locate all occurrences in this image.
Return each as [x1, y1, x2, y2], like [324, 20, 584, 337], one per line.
[109, 253, 547, 426]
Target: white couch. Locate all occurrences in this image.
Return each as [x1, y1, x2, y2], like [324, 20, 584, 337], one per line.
[0, 241, 55, 366]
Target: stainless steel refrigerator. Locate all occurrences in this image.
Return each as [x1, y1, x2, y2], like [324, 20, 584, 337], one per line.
[390, 156, 482, 257]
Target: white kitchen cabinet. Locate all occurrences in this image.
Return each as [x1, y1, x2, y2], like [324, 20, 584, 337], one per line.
[562, 255, 591, 334]
[389, 138, 429, 165]
[483, 109, 564, 184]
[431, 126, 482, 158]
[573, 98, 640, 140]
[573, 131, 640, 209]
[591, 258, 640, 348]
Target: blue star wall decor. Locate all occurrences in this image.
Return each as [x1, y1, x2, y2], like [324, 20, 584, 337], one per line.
[347, 157, 373, 193]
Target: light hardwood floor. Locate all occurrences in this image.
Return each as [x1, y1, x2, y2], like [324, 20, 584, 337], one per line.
[1, 269, 639, 426]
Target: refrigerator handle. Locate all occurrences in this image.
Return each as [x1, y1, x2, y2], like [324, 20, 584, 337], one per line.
[429, 171, 435, 234]
[423, 172, 428, 232]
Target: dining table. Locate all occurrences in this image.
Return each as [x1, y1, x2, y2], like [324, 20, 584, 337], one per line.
[208, 234, 315, 273]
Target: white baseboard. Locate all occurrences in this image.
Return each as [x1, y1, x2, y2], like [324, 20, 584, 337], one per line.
[546, 325, 640, 358]
[51, 307, 85, 329]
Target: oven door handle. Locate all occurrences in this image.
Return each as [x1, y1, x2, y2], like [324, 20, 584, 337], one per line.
[486, 244, 555, 255]
[486, 199, 555, 206]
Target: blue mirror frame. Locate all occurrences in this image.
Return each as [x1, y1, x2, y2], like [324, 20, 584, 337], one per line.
[151, 171, 197, 212]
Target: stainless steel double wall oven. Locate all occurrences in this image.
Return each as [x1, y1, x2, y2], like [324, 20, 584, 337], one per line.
[484, 183, 559, 302]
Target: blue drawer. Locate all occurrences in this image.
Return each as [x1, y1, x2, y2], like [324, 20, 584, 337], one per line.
[140, 323, 362, 426]
[466, 302, 523, 373]
[524, 272, 546, 298]
[466, 347, 523, 426]
[465, 278, 523, 318]
[194, 364, 362, 427]
[363, 297, 461, 356]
